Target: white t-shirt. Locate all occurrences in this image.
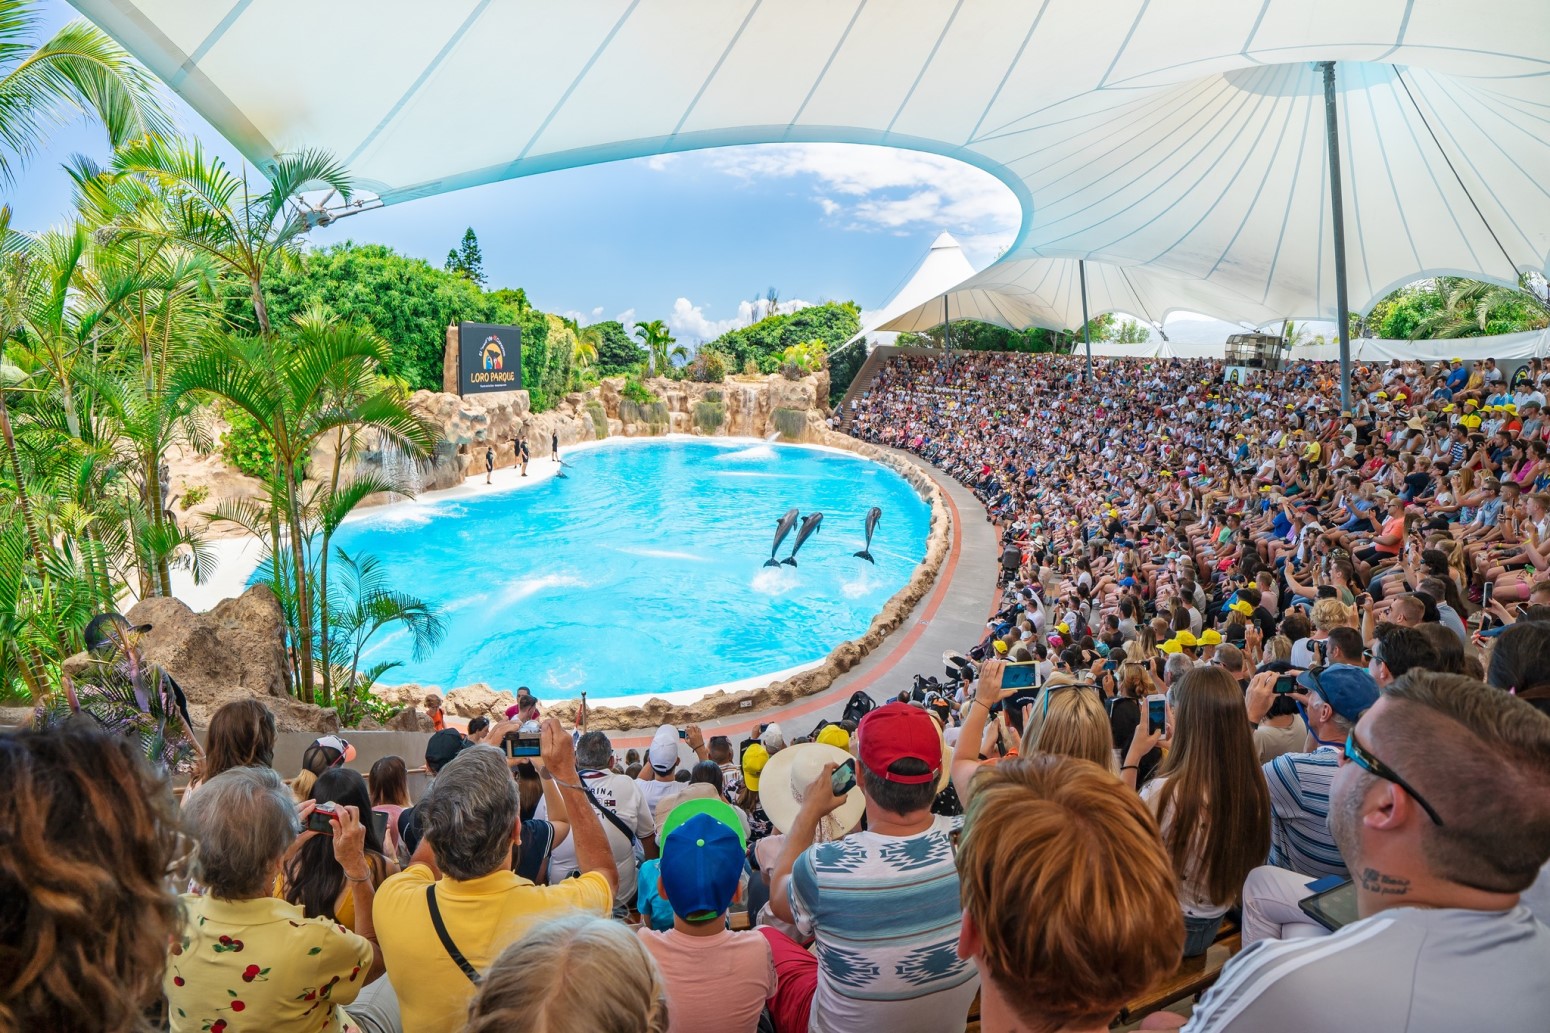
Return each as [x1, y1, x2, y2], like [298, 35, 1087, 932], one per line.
[636, 776, 681, 814]
[540, 770, 654, 905]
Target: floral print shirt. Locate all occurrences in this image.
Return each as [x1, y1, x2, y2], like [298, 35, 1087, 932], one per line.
[166, 892, 373, 1033]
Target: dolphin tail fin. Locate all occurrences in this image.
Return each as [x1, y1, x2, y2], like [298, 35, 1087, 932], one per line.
[854, 550, 874, 563]
[782, 557, 798, 567]
[763, 558, 782, 567]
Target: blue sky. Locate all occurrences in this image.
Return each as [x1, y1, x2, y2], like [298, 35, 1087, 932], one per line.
[17, 0, 1292, 347]
[13, 0, 1035, 344]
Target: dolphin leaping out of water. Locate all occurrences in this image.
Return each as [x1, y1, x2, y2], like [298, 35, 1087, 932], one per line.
[765, 508, 800, 567]
[783, 512, 823, 566]
[854, 507, 882, 563]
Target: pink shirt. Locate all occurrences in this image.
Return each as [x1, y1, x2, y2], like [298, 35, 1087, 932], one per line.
[638, 927, 776, 1033]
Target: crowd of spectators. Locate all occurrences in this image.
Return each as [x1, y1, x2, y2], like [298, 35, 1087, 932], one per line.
[4, 350, 1550, 1032]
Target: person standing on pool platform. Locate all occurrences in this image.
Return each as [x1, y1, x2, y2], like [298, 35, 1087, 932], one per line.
[552, 429, 560, 463]
[519, 435, 530, 477]
[484, 441, 495, 484]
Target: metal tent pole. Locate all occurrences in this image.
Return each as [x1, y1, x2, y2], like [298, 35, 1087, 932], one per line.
[1321, 60, 1353, 412]
[942, 293, 951, 354]
[1079, 259, 1093, 382]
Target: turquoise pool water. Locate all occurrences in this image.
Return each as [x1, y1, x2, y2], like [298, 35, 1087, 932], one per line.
[328, 439, 931, 700]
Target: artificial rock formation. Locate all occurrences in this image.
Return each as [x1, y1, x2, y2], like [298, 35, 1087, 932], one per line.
[61, 585, 341, 733]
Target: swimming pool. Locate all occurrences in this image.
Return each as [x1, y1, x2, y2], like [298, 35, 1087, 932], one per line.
[328, 438, 931, 701]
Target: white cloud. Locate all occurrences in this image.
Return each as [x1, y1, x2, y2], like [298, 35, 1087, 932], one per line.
[561, 306, 605, 325]
[656, 143, 1020, 267]
[666, 295, 817, 344]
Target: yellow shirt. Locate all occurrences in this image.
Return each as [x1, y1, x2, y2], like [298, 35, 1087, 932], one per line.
[374, 863, 613, 1033]
[166, 893, 373, 1033]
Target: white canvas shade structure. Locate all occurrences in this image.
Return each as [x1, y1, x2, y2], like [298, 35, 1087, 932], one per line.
[68, 0, 1550, 336]
[849, 231, 977, 346]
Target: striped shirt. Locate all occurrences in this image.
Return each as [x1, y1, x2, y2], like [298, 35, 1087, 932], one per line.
[1184, 906, 1550, 1032]
[789, 815, 979, 1033]
[1264, 746, 1346, 879]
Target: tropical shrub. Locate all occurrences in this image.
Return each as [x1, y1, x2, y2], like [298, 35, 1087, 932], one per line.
[686, 348, 727, 383]
[219, 406, 281, 480]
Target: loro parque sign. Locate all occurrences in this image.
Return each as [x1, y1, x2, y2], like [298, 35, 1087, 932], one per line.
[458, 322, 522, 395]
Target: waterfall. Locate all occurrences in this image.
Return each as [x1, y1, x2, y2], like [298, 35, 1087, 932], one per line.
[354, 436, 424, 501]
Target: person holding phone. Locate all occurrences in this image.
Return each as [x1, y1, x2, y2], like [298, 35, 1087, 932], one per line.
[1140, 667, 1270, 956]
[280, 767, 399, 935]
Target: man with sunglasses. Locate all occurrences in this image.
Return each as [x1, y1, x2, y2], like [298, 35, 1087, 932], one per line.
[1177, 672, 1550, 1032]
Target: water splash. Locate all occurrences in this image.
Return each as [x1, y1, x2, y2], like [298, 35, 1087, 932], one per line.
[751, 566, 799, 596]
[721, 444, 778, 461]
[617, 546, 705, 561]
[840, 566, 882, 600]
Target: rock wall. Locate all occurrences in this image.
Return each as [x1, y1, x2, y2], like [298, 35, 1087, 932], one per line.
[372, 433, 951, 731]
[393, 371, 834, 485]
[60, 585, 342, 733]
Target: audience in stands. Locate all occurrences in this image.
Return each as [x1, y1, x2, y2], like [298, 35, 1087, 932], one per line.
[14, 352, 1550, 1032]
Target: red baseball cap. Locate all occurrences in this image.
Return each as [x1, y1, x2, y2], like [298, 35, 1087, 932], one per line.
[858, 702, 942, 784]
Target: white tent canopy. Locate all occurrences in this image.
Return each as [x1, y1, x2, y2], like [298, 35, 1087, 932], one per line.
[851, 232, 977, 344]
[69, 0, 1550, 329]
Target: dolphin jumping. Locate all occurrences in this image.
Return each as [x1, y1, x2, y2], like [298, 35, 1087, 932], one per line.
[765, 508, 800, 567]
[783, 512, 823, 566]
[853, 507, 882, 563]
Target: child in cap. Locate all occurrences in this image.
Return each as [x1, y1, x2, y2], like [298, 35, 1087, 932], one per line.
[637, 801, 776, 1033]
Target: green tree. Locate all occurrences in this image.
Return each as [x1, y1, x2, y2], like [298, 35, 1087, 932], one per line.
[634, 319, 685, 376]
[586, 319, 646, 375]
[0, 0, 171, 186]
[444, 226, 485, 286]
[1108, 318, 1152, 344]
[325, 548, 445, 724]
[704, 301, 861, 376]
[168, 308, 434, 703]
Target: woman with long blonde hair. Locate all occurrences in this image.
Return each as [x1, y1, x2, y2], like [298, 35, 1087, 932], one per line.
[1021, 679, 1115, 773]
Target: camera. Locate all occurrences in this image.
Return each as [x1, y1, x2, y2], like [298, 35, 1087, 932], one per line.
[503, 732, 542, 758]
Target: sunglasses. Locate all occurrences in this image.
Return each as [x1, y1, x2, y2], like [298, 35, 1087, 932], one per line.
[1342, 729, 1445, 826]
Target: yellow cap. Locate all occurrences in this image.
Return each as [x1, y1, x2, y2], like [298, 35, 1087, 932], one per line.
[1057, 622, 1071, 634]
[993, 639, 1009, 654]
[1230, 599, 1254, 616]
[1159, 639, 1182, 655]
[741, 744, 769, 791]
[1376, 392, 1389, 399]
[815, 725, 851, 750]
[1173, 631, 1198, 648]
[1199, 629, 1223, 646]
[1443, 404, 1456, 412]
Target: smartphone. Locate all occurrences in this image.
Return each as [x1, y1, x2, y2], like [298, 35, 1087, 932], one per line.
[678, 728, 688, 739]
[1145, 694, 1168, 735]
[1000, 661, 1040, 690]
[1482, 582, 1495, 608]
[1102, 659, 1119, 672]
[503, 732, 542, 758]
[370, 809, 388, 844]
[830, 758, 857, 796]
[305, 802, 337, 835]
[1273, 675, 1299, 694]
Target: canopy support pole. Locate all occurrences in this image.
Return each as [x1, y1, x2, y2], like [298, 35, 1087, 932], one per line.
[942, 293, 951, 354]
[1321, 60, 1353, 412]
[1079, 259, 1093, 382]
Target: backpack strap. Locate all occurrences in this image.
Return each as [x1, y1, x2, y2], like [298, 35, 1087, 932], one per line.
[426, 885, 481, 985]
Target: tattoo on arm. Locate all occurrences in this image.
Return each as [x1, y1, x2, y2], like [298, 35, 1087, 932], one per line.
[1359, 867, 1411, 896]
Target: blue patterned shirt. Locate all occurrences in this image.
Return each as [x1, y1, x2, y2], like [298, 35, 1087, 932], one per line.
[789, 814, 979, 1033]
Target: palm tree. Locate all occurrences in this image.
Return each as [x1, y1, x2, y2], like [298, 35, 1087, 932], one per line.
[168, 308, 435, 703]
[324, 548, 445, 724]
[574, 323, 600, 370]
[102, 136, 351, 334]
[634, 319, 684, 376]
[1408, 278, 1550, 339]
[0, 0, 170, 186]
